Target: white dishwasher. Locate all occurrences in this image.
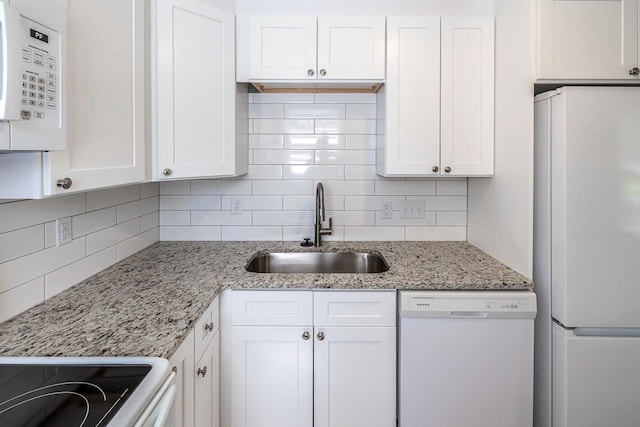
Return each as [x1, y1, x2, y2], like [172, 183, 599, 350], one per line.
[398, 291, 536, 427]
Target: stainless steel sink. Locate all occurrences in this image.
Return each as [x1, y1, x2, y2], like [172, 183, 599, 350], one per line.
[245, 252, 389, 273]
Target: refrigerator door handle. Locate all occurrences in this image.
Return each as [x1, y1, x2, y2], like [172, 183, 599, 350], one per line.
[573, 327, 640, 338]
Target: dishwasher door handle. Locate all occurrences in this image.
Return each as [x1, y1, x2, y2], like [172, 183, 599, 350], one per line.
[450, 311, 489, 318]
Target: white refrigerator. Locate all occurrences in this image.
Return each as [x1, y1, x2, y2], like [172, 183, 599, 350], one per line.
[534, 86, 640, 427]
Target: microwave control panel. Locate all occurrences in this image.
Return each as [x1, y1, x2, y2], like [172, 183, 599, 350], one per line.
[19, 15, 60, 130]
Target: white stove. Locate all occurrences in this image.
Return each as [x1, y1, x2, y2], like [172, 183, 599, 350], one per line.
[0, 357, 176, 427]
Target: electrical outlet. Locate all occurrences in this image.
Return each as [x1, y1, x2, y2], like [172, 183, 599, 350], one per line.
[56, 217, 72, 246]
[231, 197, 243, 215]
[381, 201, 393, 219]
[399, 200, 426, 219]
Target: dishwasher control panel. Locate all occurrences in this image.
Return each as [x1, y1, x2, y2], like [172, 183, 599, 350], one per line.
[399, 291, 537, 319]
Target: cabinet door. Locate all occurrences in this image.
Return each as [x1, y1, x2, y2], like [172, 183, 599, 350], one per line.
[317, 16, 386, 80]
[169, 330, 195, 427]
[440, 17, 494, 176]
[231, 326, 313, 427]
[44, 0, 145, 195]
[380, 17, 440, 177]
[538, 0, 639, 79]
[153, 0, 237, 179]
[248, 16, 317, 80]
[314, 326, 396, 427]
[195, 332, 220, 427]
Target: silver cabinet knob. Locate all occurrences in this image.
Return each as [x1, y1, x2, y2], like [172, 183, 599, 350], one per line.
[307, 69, 315, 76]
[630, 67, 640, 76]
[319, 69, 327, 77]
[302, 331, 310, 340]
[432, 166, 439, 173]
[444, 166, 452, 173]
[197, 366, 207, 377]
[162, 168, 172, 176]
[56, 177, 72, 189]
[317, 331, 325, 341]
[204, 322, 214, 332]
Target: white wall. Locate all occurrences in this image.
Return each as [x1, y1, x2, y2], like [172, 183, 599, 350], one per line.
[0, 183, 159, 322]
[159, 93, 468, 242]
[467, 0, 535, 278]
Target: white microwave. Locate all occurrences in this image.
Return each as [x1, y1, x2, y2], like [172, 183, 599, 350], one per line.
[0, 0, 65, 151]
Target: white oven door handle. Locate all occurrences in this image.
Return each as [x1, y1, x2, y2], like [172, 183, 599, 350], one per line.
[132, 369, 177, 427]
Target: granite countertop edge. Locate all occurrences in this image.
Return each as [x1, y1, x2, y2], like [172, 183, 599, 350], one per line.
[0, 241, 533, 359]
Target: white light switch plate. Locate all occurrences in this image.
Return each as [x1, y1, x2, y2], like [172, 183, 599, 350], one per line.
[399, 200, 425, 219]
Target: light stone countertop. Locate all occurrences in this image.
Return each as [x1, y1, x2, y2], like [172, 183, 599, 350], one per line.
[0, 241, 532, 358]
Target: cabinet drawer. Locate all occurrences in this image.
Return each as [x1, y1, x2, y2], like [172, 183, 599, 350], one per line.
[232, 291, 313, 326]
[195, 296, 219, 360]
[314, 291, 396, 327]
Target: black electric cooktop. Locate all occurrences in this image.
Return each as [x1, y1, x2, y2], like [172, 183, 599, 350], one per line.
[0, 364, 151, 427]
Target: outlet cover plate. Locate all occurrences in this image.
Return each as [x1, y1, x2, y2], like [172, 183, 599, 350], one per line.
[381, 201, 393, 219]
[231, 197, 243, 215]
[56, 217, 72, 246]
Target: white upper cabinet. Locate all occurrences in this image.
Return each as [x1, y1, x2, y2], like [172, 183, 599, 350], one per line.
[378, 16, 494, 177]
[316, 16, 386, 80]
[248, 16, 317, 80]
[440, 17, 495, 176]
[0, 0, 146, 198]
[537, 0, 640, 79]
[153, 0, 246, 180]
[242, 15, 386, 81]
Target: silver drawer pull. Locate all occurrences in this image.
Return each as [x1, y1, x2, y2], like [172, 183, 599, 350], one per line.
[204, 322, 214, 332]
[197, 366, 207, 377]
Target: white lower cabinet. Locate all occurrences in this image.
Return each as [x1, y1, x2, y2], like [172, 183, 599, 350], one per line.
[169, 296, 220, 427]
[230, 290, 396, 427]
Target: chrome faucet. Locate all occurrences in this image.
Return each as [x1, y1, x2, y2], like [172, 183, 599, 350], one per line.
[315, 182, 332, 247]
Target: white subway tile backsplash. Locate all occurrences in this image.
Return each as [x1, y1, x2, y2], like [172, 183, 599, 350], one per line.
[191, 180, 252, 195]
[141, 182, 160, 199]
[249, 103, 284, 118]
[249, 134, 284, 149]
[283, 165, 344, 180]
[221, 226, 282, 241]
[86, 218, 141, 255]
[87, 185, 139, 212]
[315, 150, 375, 165]
[160, 195, 221, 211]
[315, 93, 376, 104]
[405, 226, 466, 241]
[315, 119, 376, 134]
[253, 119, 314, 134]
[319, 180, 374, 196]
[284, 103, 345, 119]
[0, 277, 44, 323]
[160, 180, 191, 195]
[282, 196, 344, 211]
[140, 212, 159, 232]
[375, 181, 436, 196]
[346, 134, 376, 150]
[253, 150, 314, 165]
[253, 180, 313, 195]
[160, 211, 191, 226]
[221, 195, 282, 211]
[117, 228, 158, 261]
[0, 193, 85, 234]
[0, 237, 85, 294]
[436, 180, 468, 196]
[344, 226, 405, 241]
[160, 226, 221, 241]
[252, 93, 314, 104]
[0, 225, 44, 263]
[346, 104, 376, 119]
[253, 211, 313, 226]
[284, 135, 346, 150]
[72, 207, 116, 238]
[117, 196, 158, 224]
[436, 211, 468, 226]
[191, 211, 252, 226]
[44, 221, 56, 248]
[45, 247, 117, 299]
[158, 97, 468, 244]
